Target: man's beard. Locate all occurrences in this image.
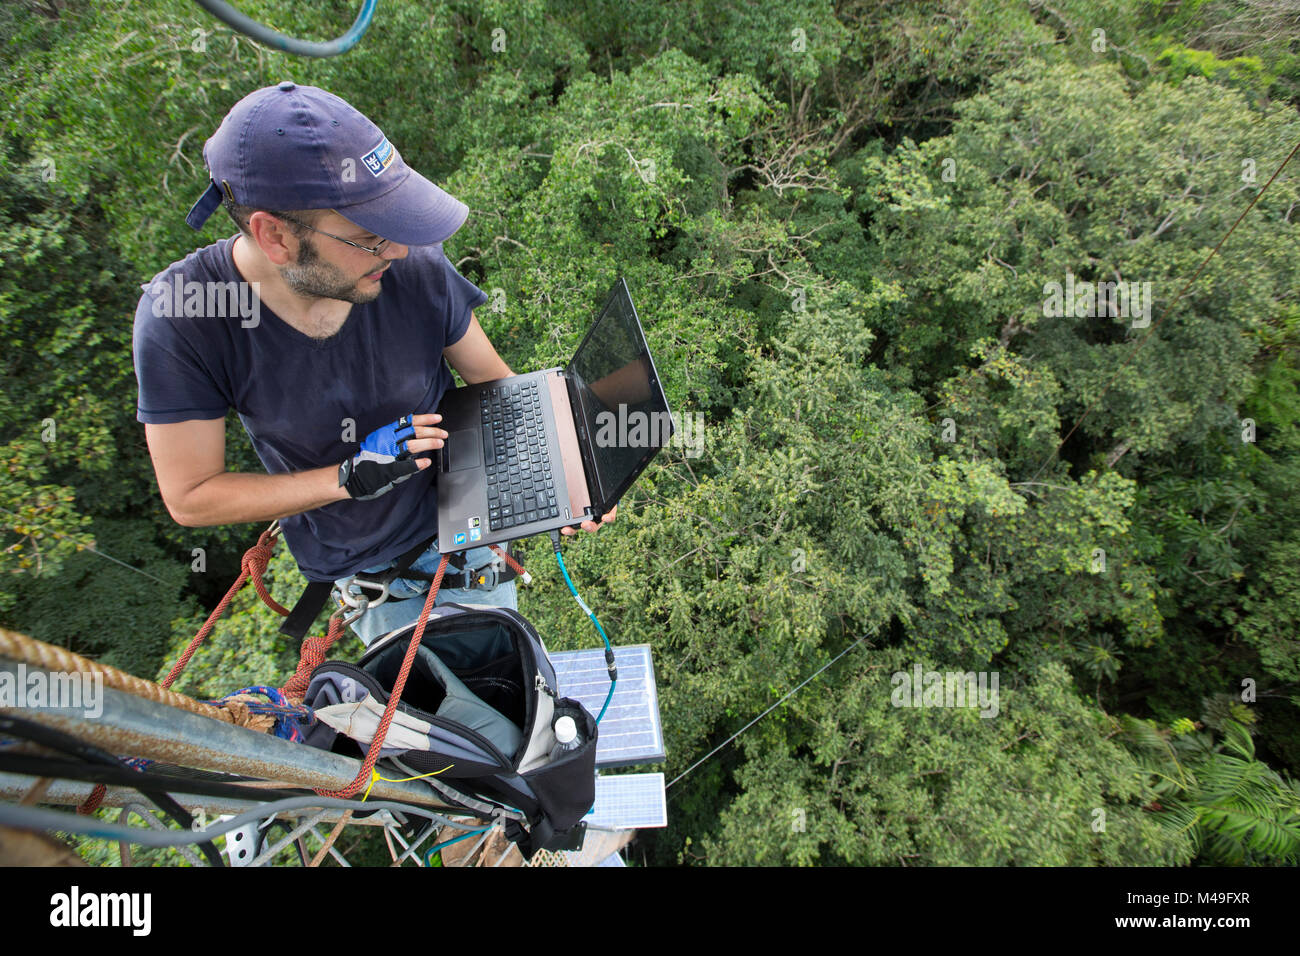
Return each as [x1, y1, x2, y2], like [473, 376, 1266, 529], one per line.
[280, 235, 381, 305]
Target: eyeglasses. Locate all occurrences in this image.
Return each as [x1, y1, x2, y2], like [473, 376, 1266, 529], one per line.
[276, 214, 391, 257]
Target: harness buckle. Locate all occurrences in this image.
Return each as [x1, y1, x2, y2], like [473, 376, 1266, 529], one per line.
[468, 563, 499, 591]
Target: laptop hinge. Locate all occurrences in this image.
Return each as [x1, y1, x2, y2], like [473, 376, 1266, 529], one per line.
[561, 370, 603, 517]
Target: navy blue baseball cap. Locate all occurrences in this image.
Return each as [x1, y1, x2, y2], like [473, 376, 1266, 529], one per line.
[185, 81, 468, 246]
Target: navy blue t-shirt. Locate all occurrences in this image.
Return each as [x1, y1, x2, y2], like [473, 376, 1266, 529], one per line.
[133, 236, 487, 581]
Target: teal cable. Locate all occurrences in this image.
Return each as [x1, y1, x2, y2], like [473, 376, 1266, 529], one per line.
[424, 826, 490, 865]
[550, 534, 617, 724]
[193, 0, 377, 57]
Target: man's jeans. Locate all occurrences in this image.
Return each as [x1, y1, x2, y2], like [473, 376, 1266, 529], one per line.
[333, 538, 518, 646]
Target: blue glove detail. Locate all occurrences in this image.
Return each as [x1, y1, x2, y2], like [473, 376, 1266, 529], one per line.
[340, 414, 423, 500]
[360, 415, 417, 459]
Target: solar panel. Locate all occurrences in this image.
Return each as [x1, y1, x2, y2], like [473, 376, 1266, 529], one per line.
[550, 643, 665, 768]
[585, 772, 667, 830]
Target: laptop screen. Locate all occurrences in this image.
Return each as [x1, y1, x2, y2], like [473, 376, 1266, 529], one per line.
[566, 278, 674, 509]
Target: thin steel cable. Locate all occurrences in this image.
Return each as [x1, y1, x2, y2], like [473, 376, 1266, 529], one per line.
[1028, 135, 1300, 483]
[666, 633, 870, 792]
[0, 503, 171, 587]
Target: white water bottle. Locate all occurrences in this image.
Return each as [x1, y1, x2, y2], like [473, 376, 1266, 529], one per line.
[549, 715, 581, 762]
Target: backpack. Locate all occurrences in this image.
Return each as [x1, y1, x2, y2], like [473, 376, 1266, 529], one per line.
[297, 603, 597, 859]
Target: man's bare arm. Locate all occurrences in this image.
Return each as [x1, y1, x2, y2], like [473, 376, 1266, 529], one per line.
[444, 312, 515, 384]
[145, 419, 349, 527]
[143, 414, 448, 527]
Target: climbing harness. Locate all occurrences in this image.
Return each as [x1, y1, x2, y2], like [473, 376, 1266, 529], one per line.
[280, 532, 529, 643]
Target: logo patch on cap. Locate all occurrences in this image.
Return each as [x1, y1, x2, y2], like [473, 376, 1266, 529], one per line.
[361, 137, 396, 177]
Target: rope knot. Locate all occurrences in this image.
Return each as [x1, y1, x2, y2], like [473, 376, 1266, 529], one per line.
[243, 535, 291, 617]
[242, 542, 275, 577]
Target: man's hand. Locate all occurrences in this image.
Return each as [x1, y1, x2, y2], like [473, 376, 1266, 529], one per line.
[339, 413, 449, 500]
[560, 503, 618, 536]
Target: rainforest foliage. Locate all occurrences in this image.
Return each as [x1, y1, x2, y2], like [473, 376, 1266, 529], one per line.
[3, 0, 1298, 865]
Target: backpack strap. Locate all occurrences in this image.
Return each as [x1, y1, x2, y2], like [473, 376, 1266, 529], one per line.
[505, 817, 585, 860]
[377, 532, 441, 584]
[505, 818, 546, 860]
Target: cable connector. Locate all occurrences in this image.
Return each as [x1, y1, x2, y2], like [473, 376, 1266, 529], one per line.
[605, 646, 618, 683]
[549, 529, 563, 553]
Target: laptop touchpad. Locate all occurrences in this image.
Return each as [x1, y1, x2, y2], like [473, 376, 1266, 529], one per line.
[446, 429, 483, 472]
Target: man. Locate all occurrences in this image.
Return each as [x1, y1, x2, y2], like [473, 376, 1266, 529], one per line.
[133, 83, 614, 644]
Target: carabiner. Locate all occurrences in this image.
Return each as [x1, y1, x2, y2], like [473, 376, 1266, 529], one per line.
[336, 575, 392, 610]
[340, 595, 371, 628]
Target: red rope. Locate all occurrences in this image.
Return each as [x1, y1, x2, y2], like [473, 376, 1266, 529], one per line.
[488, 543, 527, 579]
[161, 526, 288, 691]
[76, 787, 105, 815]
[81, 533, 491, 812]
[243, 539, 292, 618]
[281, 612, 347, 701]
[79, 526, 289, 815]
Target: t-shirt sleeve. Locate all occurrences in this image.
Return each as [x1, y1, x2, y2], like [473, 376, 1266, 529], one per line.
[133, 284, 231, 424]
[438, 247, 489, 347]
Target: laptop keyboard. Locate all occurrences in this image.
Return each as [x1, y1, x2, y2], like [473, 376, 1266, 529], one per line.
[481, 382, 559, 531]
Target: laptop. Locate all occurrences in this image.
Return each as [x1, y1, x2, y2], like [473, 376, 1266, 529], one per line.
[434, 277, 674, 554]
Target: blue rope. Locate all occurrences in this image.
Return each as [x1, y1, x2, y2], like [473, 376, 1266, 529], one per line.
[207, 685, 310, 742]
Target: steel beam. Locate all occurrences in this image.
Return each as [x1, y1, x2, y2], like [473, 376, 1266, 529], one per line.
[0, 656, 455, 810]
